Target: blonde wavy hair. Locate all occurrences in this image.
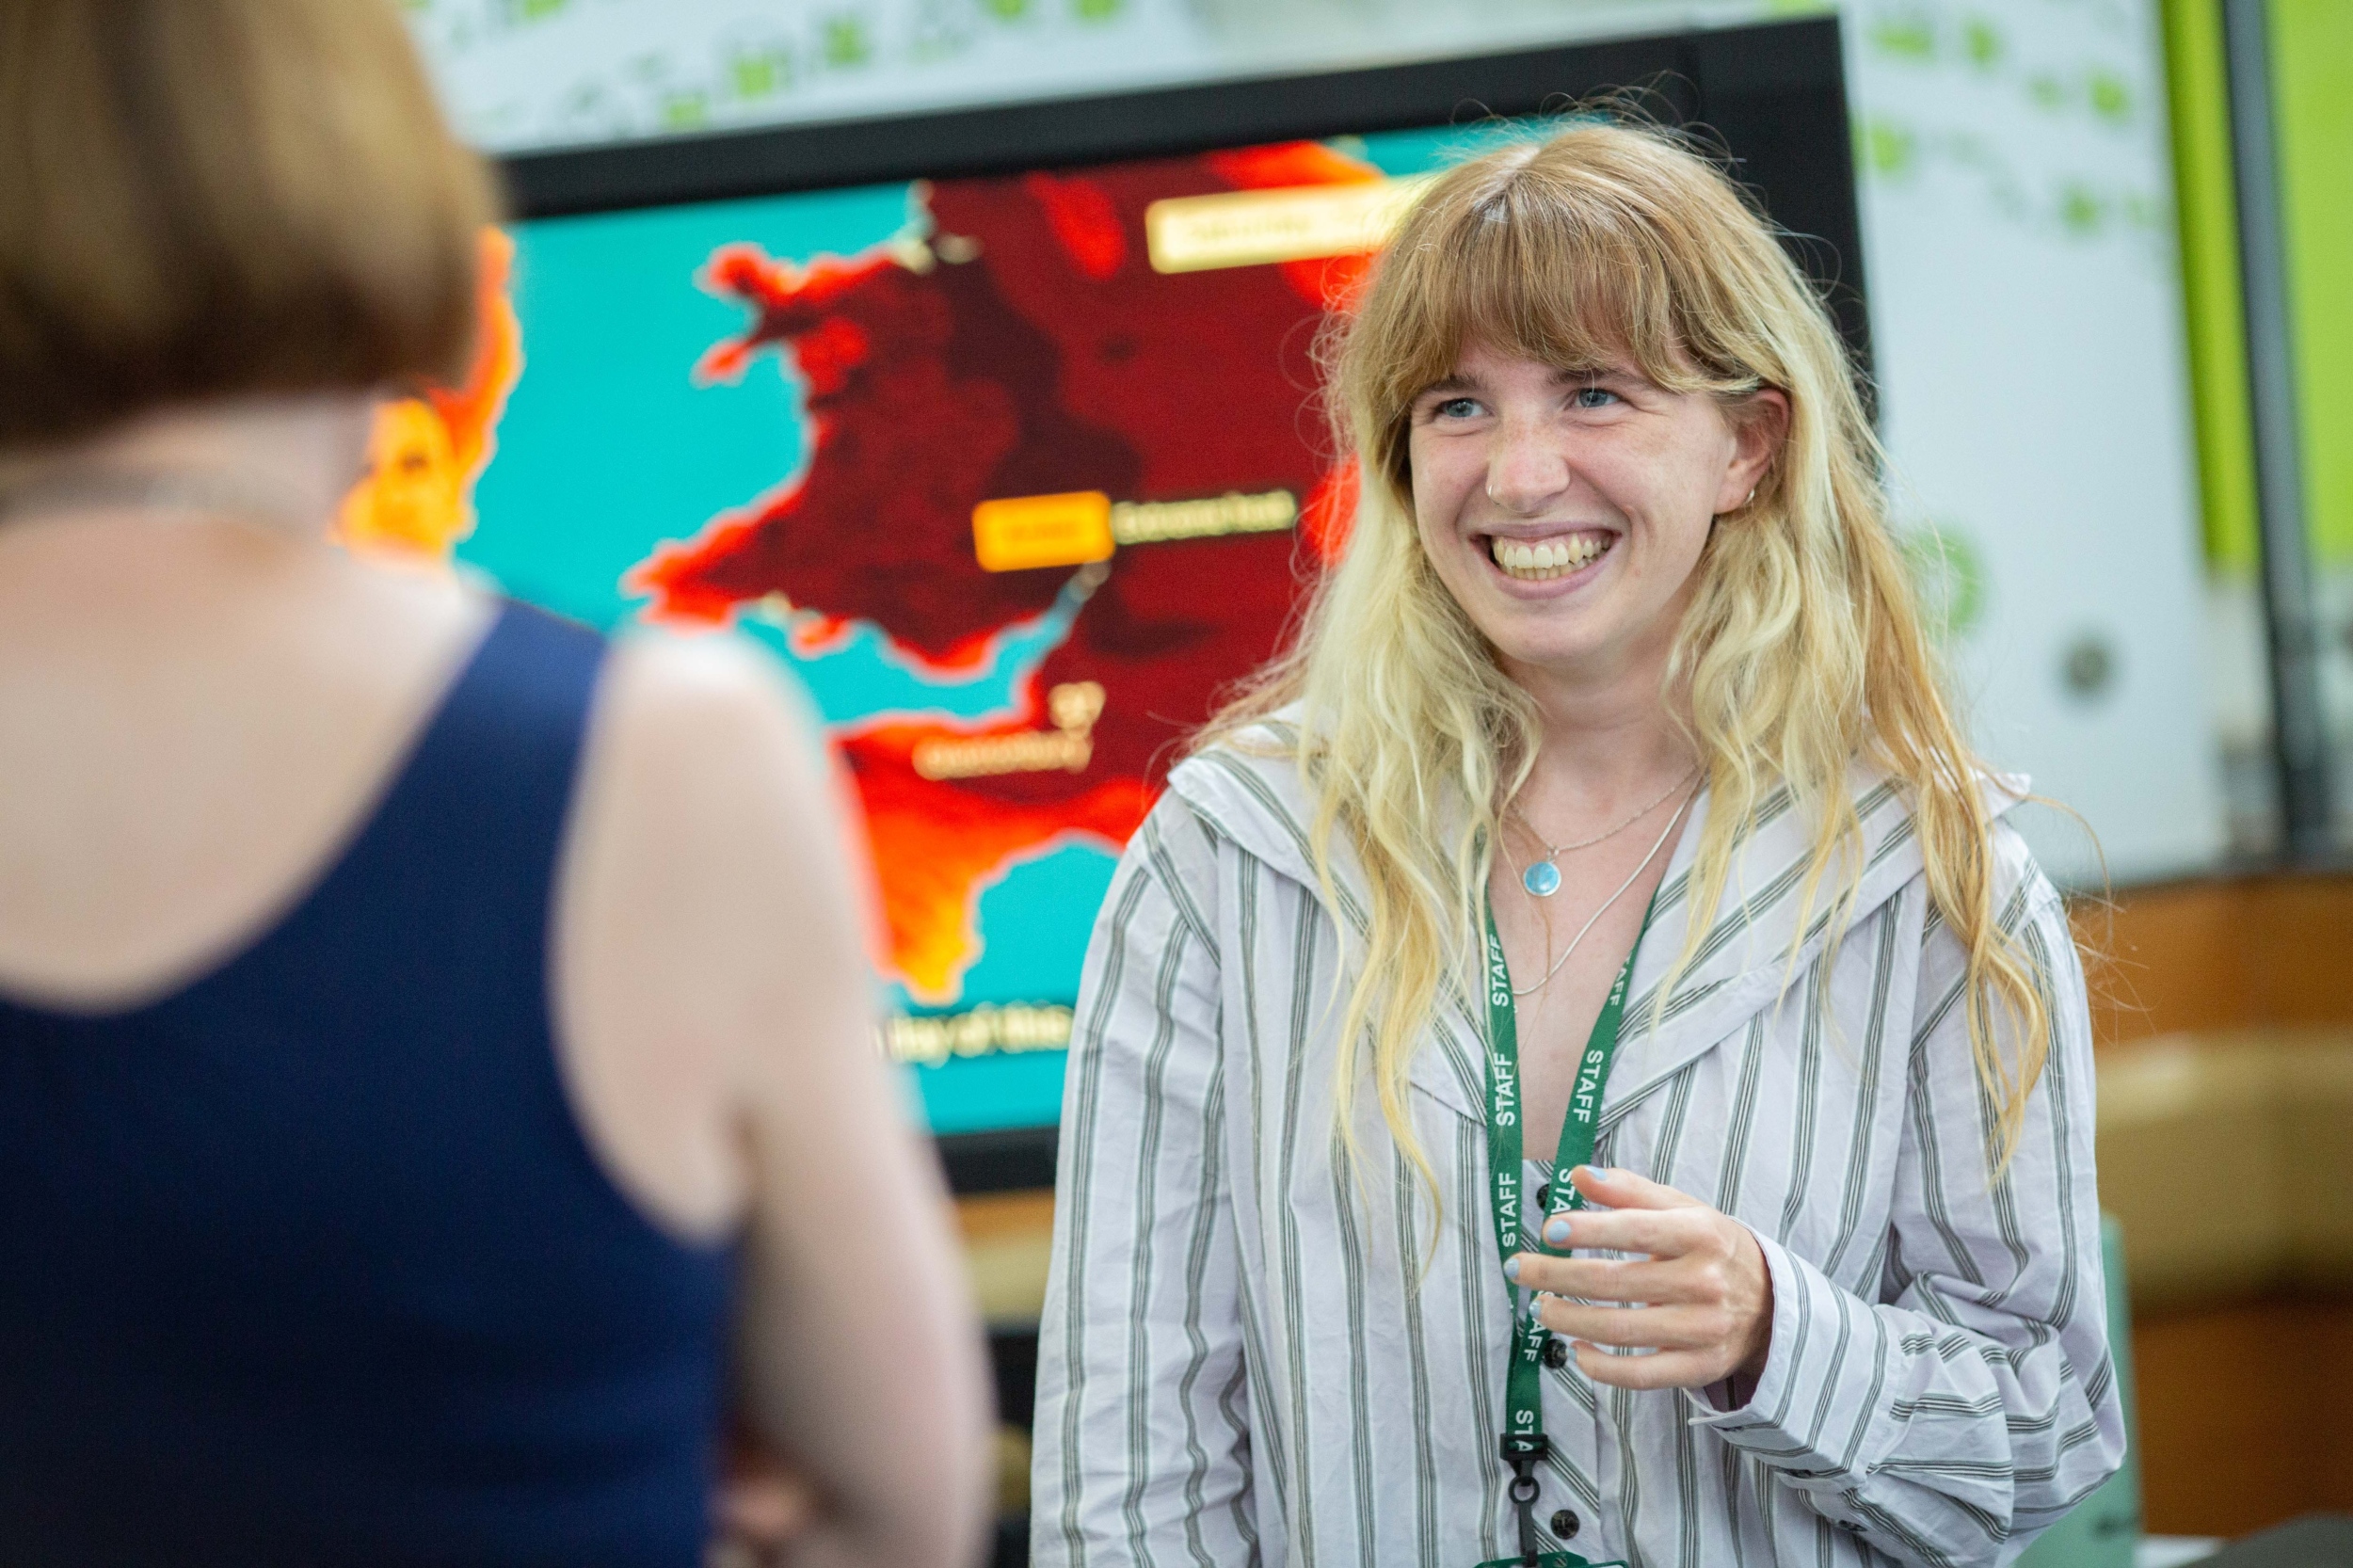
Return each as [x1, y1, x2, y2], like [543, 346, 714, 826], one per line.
[1205, 117, 2050, 1205]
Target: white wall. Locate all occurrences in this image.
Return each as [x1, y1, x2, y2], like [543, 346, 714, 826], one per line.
[1835, 0, 2225, 883]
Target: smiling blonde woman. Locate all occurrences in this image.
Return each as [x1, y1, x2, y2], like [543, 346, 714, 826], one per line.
[1032, 120, 2121, 1568]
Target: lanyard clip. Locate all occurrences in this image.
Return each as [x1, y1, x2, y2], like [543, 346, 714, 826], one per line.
[1501, 1435, 1548, 1565]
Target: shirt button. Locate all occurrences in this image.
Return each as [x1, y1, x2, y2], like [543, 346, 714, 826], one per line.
[1535, 1183, 1551, 1210]
[1541, 1337, 1570, 1369]
[1550, 1510, 1579, 1539]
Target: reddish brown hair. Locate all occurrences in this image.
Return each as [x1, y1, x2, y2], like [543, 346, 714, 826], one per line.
[0, 0, 496, 448]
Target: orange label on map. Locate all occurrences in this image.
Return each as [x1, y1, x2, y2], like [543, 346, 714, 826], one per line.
[971, 490, 1116, 572]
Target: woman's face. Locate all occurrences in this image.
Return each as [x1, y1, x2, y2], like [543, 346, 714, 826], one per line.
[1406, 341, 1782, 694]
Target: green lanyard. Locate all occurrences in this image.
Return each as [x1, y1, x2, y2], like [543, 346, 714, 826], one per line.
[1477, 892, 1648, 1568]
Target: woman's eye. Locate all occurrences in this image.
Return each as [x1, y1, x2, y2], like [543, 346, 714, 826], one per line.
[1432, 397, 1482, 420]
[1572, 385, 1621, 409]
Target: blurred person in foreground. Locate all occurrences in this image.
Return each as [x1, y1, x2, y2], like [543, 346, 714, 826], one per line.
[1032, 119, 2121, 1567]
[0, 4, 991, 1565]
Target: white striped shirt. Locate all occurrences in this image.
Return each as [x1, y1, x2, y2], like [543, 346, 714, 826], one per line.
[1032, 728, 2122, 1568]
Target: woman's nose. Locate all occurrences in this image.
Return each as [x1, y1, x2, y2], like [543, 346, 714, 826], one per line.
[1483, 424, 1573, 515]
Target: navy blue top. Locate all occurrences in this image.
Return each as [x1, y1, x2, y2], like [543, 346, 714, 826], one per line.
[0, 601, 736, 1567]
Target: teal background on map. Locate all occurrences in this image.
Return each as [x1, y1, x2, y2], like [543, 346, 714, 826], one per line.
[455, 126, 1521, 1134]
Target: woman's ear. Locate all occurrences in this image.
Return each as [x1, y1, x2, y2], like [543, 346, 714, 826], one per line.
[1718, 388, 1789, 514]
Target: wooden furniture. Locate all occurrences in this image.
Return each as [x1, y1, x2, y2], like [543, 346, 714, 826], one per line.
[2084, 871, 2353, 1540]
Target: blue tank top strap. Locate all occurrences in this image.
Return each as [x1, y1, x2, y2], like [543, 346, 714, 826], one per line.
[378, 594, 608, 901]
[268, 596, 606, 984]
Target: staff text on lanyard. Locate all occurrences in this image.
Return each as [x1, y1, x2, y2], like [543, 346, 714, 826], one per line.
[1476, 892, 1648, 1568]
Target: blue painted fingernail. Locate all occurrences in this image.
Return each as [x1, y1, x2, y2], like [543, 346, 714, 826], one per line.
[1503, 1256, 1522, 1282]
[1545, 1217, 1573, 1246]
[1578, 1165, 1609, 1184]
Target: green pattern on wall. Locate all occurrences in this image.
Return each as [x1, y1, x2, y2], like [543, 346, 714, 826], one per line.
[1855, 0, 2168, 250]
[405, 0, 1145, 151]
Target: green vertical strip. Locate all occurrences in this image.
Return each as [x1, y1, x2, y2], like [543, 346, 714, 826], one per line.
[2160, 0, 2262, 570]
[2271, 0, 2353, 566]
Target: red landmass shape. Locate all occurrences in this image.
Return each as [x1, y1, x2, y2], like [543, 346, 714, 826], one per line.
[849, 724, 1153, 1001]
[630, 144, 1383, 1000]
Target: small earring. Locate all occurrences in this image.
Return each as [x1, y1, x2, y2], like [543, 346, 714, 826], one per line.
[1743, 486, 1757, 508]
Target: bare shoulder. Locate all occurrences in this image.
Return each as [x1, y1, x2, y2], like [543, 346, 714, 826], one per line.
[552, 627, 874, 1239]
[584, 629, 861, 912]
[576, 620, 872, 992]
[597, 629, 833, 788]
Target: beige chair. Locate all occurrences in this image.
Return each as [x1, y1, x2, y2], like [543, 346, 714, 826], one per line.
[2100, 1029, 2353, 1308]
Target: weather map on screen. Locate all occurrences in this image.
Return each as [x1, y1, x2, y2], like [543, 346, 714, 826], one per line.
[342, 124, 1515, 1135]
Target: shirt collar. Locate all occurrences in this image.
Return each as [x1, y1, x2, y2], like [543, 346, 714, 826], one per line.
[1166, 718, 2028, 1127]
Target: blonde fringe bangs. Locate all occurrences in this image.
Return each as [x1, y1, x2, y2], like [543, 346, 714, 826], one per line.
[1204, 115, 2051, 1216]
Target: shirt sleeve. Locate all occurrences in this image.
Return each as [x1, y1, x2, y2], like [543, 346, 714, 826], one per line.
[1030, 795, 1257, 1567]
[1690, 827, 2126, 1567]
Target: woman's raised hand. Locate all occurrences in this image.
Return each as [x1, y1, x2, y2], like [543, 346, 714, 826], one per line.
[1509, 1165, 1775, 1394]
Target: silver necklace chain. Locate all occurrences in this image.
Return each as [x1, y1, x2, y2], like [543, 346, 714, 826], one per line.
[0, 466, 317, 534]
[1510, 763, 1700, 859]
[1509, 783, 1697, 999]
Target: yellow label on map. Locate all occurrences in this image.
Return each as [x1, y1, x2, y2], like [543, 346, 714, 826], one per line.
[1144, 176, 1435, 275]
[971, 490, 1115, 572]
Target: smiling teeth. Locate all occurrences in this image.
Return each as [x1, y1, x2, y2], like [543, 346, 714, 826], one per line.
[1491, 535, 1609, 580]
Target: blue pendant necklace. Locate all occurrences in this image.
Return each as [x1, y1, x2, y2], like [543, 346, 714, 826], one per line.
[1512, 766, 1700, 898]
